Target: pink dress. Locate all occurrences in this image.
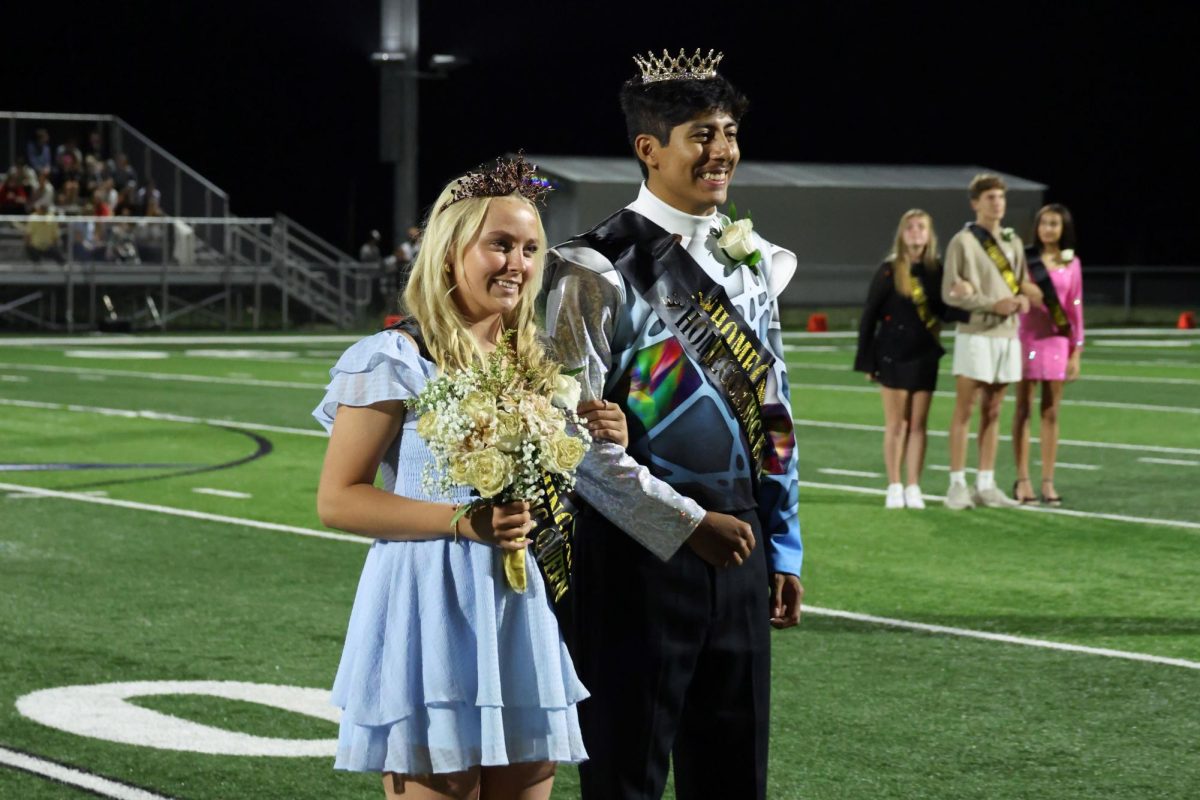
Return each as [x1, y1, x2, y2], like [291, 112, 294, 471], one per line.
[1018, 257, 1084, 381]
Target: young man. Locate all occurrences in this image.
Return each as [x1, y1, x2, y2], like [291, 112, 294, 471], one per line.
[941, 173, 1042, 509]
[542, 50, 803, 799]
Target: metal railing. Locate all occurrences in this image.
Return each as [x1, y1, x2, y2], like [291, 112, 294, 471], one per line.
[1, 214, 374, 331]
[1083, 266, 1200, 319]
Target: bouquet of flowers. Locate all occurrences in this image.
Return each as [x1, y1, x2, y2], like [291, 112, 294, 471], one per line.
[408, 342, 591, 592]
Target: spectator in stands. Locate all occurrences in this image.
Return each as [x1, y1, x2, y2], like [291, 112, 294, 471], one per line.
[136, 178, 161, 214]
[57, 175, 82, 214]
[27, 128, 52, 171]
[24, 201, 63, 264]
[114, 182, 138, 215]
[135, 194, 166, 262]
[1011, 204, 1085, 506]
[110, 208, 142, 264]
[52, 149, 82, 204]
[13, 156, 38, 190]
[84, 129, 107, 162]
[358, 229, 382, 263]
[84, 156, 108, 198]
[55, 138, 83, 175]
[1, 168, 29, 214]
[110, 153, 137, 189]
[29, 168, 55, 210]
[854, 210, 970, 509]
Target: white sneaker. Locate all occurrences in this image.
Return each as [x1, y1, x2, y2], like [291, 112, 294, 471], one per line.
[973, 486, 1020, 508]
[885, 483, 905, 509]
[904, 485, 925, 509]
[944, 483, 975, 510]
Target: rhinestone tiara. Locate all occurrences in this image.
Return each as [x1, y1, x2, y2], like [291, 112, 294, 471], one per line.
[440, 152, 553, 212]
[632, 48, 724, 84]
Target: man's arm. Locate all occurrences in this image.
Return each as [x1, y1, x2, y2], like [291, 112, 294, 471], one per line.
[759, 245, 803, 627]
[545, 253, 753, 563]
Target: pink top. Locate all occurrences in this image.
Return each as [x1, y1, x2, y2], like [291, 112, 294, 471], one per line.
[1018, 257, 1084, 382]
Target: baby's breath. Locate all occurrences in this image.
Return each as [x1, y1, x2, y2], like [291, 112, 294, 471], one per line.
[408, 342, 591, 503]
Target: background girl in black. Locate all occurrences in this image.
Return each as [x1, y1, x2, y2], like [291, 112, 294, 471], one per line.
[855, 209, 969, 508]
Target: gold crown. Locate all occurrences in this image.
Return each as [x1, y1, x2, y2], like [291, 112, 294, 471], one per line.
[632, 48, 724, 84]
[441, 152, 554, 212]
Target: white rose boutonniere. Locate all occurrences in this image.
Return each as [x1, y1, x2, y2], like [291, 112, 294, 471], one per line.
[550, 371, 582, 410]
[1000, 227, 1015, 242]
[711, 204, 763, 276]
[1060, 248, 1076, 263]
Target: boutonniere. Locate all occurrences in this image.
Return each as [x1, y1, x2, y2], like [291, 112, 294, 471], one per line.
[710, 204, 763, 276]
[1000, 227, 1015, 242]
[1059, 249, 1075, 263]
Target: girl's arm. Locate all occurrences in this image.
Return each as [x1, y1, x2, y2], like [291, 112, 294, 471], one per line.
[316, 400, 530, 549]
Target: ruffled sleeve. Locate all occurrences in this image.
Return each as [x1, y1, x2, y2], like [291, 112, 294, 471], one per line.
[312, 330, 436, 431]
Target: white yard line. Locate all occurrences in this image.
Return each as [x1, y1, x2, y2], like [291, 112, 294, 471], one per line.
[792, 381, 1200, 415]
[792, 417, 1200, 456]
[0, 362, 325, 391]
[785, 359, 1200, 387]
[5, 480, 1198, 672]
[817, 468, 882, 478]
[192, 488, 253, 499]
[0, 375, 30, 383]
[798, 479, 1200, 532]
[1040, 461, 1100, 471]
[0, 482, 361, 544]
[803, 607, 1200, 671]
[1138, 457, 1200, 467]
[0, 745, 175, 800]
[0, 397, 326, 438]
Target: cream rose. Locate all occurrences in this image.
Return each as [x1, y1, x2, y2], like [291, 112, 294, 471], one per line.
[448, 453, 471, 484]
[462, 448, 513, 498]
[1060, 249, 1075, 263]
[416, 411, 440, 442]
[551, 373, 582, 410]
[541, 431, 587, 474]
[494, 410, 526, 453]
[717, 218, 756, 261]
[461, 391, 497, 428]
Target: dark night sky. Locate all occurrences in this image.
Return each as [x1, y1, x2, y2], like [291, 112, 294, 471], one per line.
[6, 0, 1196, 266]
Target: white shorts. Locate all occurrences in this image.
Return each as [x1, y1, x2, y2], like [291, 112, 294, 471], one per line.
[952, 331, 1022, 385]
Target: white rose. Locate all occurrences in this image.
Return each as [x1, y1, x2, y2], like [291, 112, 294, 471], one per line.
[1060, 249, 1075, 263]
[551, 373, 582, 410]
[717, 218, 756, 261]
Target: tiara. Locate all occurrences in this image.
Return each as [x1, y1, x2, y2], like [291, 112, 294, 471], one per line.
[441, 152, 554, 211]
[632, 48, 724, 84]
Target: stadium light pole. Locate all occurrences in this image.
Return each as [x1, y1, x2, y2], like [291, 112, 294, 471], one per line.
[375, 0, 419, 245]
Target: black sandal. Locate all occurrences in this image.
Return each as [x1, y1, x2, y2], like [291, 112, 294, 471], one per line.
[1040, 479, 1063, 507]
[1012, 478, 1038, 505]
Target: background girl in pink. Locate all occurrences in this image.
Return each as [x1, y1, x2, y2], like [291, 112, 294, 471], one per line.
[1012, 204, 1084, 505]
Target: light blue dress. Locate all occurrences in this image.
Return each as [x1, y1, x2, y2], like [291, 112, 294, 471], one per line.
[313, 331, 588, 775]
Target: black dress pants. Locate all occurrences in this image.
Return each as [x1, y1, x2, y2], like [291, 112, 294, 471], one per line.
[567, 506, 770, 800]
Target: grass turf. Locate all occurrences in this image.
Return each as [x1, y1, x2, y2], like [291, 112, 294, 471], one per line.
[1, 330, 1197, 799]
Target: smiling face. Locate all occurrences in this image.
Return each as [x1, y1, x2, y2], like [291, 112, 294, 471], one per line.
[638, 109, 740, 215]
[450, 196, 540, 325]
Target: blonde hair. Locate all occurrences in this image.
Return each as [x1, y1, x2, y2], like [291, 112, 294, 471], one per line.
[887, 209, 940, 297]
[401, 179, 558, 390]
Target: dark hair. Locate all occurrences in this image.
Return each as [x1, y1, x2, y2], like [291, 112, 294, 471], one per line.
[619, 76, 750, 178]
[968, 173, 1007, 200]
[1032, 203, 1077, 251]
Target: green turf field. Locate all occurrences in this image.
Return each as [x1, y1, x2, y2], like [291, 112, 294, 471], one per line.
[1, 329, 1198, 799]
